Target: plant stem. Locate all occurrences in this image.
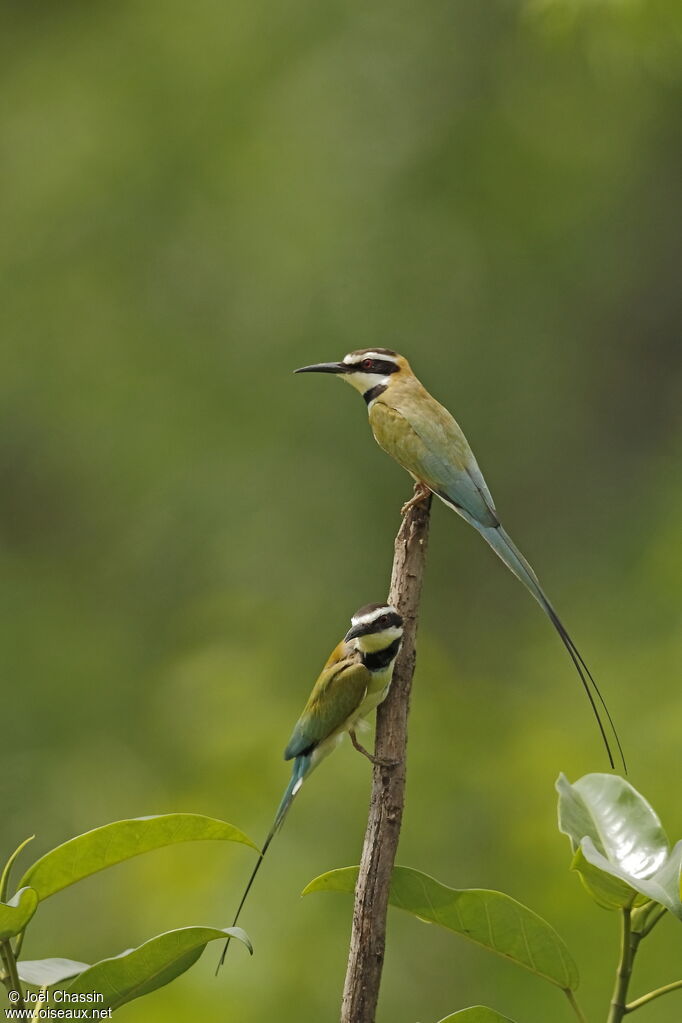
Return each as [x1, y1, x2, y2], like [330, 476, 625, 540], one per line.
[626, 978, 682, 1013]
[30, 992, 48, 1022]
[607, 908, 643, 1023]
[0, 940, 24, 1010]
[340, 487, 431, 1023]
[564, 987, 589, 1022]
[0, 946, 9, 988]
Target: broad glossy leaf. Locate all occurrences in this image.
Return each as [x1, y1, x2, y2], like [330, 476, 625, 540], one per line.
[18, 958, 89, 986]
[557, 774, 668, 876]
[557, 775, 682, 919]
[570, 844, 641, 910]
[18, 814, 258, 900]
[575, 839, 682, 920]
[438, 1009, 516, 1022]
[0, 888, 38, 940]
[640, 841, 682, 920]
[65, 926, 251, 1016]
[303, 866, 578, 991]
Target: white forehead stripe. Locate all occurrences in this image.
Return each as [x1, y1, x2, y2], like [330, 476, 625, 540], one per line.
[343, 352, 399, 365]
[351, 605, 398, 627]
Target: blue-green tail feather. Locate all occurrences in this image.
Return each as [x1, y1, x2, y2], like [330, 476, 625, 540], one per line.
[273, 754, 312, 833]
[217, 754, 313, 973]
[479, 523, 625, 773]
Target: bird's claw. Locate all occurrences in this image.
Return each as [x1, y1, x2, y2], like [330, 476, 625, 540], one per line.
[401, 483, 431, 516]
[349, 730, 401, 769]
[374, 756, 402, 768]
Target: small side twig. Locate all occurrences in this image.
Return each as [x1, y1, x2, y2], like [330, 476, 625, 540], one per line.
[626, 977, 682, 1013]
[340, 484, 432, 1023]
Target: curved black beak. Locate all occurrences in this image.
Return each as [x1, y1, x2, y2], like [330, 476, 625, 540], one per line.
[294, 362, 347, 375]
[344, 623, 365, 642]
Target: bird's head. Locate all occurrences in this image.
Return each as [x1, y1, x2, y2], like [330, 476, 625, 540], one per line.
[294, 349, 412, 403]
[344, 602, 404, 653]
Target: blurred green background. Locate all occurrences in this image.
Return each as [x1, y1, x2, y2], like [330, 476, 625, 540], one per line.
[1, 1, 681, 1020]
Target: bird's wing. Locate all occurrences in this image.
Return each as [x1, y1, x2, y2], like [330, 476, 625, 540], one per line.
[322, 639, 352, 669]
[283, 659, 370, 760]
[369, 400, 498, 527]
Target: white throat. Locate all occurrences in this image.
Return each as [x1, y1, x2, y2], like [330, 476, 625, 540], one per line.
[353, 625, 403, 653]
[342, 371, 391, 396]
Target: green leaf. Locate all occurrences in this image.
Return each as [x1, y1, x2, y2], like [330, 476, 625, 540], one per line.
[557, 773, 669, 874]
[570, 844, 641, 910]
[303, 866, 578, 991]
[557, 774, 682, 918]
[64, 926, 251, 1017]
[0, 888, 38, 940]
[18, 958, 89, 986]
[0, 837, 34, 902]
[575, 838, 682, 920]
[644, 842, 682, 920]
[437, 1009, 517, 1022]
[17, 814, 258, 901]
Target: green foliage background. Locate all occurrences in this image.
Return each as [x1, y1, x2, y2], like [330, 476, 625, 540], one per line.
[1, 1, 681, 1020]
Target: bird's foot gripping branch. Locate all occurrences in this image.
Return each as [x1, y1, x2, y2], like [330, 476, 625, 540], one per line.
[304, 772, 682, 1023]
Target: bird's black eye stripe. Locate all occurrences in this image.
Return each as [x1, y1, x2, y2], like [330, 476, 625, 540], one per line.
[345, 358, 400, 376]
[358, 611, 403, 635]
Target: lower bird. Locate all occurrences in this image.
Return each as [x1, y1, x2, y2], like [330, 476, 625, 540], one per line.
[295, 348, 625, 771]
[218, 601, 404, 969]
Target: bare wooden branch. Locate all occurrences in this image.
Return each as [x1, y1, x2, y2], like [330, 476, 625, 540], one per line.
[340, 484, 432, 1023]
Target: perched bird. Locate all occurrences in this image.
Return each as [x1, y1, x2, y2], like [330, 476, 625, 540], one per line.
[218, 601, 404, 969]
[295, 348, 624, 771]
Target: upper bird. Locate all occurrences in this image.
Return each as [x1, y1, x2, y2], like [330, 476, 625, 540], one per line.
[218, 600, 404, 969]
[295, 348, 625, 771]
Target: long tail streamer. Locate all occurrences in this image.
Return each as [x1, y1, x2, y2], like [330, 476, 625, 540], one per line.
[217, 755, 311, 972]
[480, 523, 626, 772]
